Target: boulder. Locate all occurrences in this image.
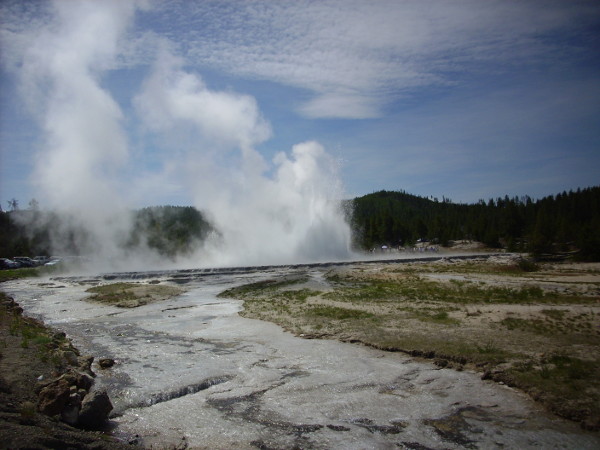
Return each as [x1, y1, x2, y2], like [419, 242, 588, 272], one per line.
[38, 378, 71, 416]
[60, 369, 93, 391]
[62, 350, 79, 366]
[98, 358, 115, 369]
[78, 355, 95, 375]
[77, 390, 113, 430]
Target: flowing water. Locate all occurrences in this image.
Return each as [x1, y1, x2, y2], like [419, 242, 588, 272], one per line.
[4, 260, 599, 449]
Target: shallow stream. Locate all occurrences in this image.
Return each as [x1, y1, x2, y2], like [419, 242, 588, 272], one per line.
[4, 261, 599, 449]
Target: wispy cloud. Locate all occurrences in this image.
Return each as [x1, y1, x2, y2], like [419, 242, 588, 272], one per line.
[149, 0, 599, 119]
[134, 44, 272, 151]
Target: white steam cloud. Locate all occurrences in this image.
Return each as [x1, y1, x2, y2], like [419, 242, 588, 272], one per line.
[12, 1, 353, 271]
[16, 0, 138, 268]
[135, 47, 351, 266]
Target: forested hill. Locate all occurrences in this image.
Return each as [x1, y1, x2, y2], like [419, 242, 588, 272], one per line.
[2, 187, 599, 262]
[0, 206, 213, 260]
[351, 187, 600, 260]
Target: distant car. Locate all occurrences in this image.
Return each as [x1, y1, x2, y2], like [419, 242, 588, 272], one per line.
[0, 258, 20, 269]
[13, 257, 36, 267]
[44, 258, 61, 266]
[33, 256, 49, 264]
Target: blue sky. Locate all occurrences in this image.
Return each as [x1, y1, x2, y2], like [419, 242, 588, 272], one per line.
[1, 0, 599, 210]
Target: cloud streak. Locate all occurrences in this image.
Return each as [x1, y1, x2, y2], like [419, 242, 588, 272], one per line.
[154, 0, 599, 118]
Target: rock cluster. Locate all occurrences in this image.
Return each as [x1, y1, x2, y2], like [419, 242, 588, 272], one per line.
[35, 353, 114, 429]
[0, 293, 133, 448]
[11, 314, 118, 430]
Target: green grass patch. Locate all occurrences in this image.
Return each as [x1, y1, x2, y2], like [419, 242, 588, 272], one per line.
[407, 308, 461, 325]
[500, 317, 554, 335]
[218, 277, 308, 299]
[541, 309, 567, 320]
[476, 340, 502, 354]
[86, 282, 139, 303]
[306, 306, 374, 320]
[0, 265, 61, 283]
[86, 282, 182, 307]
[323, 276, 591, 305]
[508, 354, 599, 417]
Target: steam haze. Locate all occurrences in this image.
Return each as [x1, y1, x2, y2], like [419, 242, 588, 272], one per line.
[2, 0, 599, 267]
[6, 0, 352, 270]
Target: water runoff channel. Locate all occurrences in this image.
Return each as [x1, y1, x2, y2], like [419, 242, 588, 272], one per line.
[4, 254, 599, 449]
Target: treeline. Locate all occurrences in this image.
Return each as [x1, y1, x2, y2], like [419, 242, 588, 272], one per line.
[0, 206, 213, 260]
[0, 209, 53, 258]
[126, 206, 213, 258]
[351, 187, 600, 260]
[3, 187, 599, 262]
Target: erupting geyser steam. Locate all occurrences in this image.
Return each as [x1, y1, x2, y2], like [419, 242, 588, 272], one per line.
[196, 140, 353, 267]
[13, 1, 353, 271]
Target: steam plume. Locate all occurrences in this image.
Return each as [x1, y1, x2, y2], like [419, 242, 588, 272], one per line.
[15, 1, 353, 271]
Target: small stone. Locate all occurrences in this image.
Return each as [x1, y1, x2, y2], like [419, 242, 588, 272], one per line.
[98, 358, 115, 369]
[62, 350, 79, 366]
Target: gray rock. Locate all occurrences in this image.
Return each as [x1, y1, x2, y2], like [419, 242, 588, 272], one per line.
[62, 350, 79, 366]
[78, 354, 95, 376]
[37, 378, 71, 416]
[78, 390, 113, 430]
[60, 369, 94, 391]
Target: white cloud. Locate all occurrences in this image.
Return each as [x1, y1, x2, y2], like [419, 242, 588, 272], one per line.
[149, 0, 598, 119]
[134, 45, 272, 151]
[5, 0, 596, 122]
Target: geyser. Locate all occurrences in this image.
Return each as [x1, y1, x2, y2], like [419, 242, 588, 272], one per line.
[194, 140, 353, 267]
[13, 1, 353, 271]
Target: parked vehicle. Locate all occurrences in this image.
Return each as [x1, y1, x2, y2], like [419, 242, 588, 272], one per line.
[13, 257, 36, 267]
[0, 258, 20, 269]
[44, 257, 62, 266]
[33, 256, 50, 265]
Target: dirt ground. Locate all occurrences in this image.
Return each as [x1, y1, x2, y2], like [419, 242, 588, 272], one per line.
[0, 292, 136, 449]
